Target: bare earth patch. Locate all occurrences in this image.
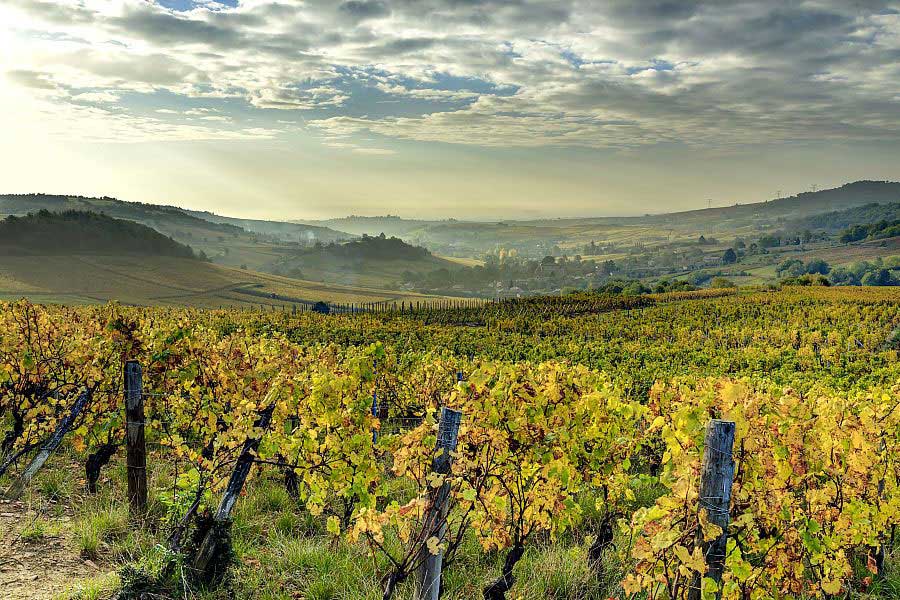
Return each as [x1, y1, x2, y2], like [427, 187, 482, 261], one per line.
[0, 498, 107, 599]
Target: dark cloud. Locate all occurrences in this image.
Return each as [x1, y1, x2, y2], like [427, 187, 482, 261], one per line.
[363, 37, 439, 57]
[339, 1, 391, 21]
[110, 5, 243, 48]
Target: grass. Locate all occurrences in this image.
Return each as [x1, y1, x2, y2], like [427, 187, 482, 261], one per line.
[20, 517, 52, 542]
[61, 573, 121, 600]
[39, 467, 73, 502]
[74, 502, 128, 559]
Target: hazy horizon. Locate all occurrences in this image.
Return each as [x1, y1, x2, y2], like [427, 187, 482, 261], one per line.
[2, 1, 899, 221]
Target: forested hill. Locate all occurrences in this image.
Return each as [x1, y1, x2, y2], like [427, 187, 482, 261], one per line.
[310, 233, 431, 260]
[0, 210, 200, 258]
[0, 193, 241, 234]
[791, 202, 900, 232]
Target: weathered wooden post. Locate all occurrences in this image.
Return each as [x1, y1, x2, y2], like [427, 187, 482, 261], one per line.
[371, 359, 379, 444]
[416, 407, 463, 600]
[125, 361, 147, 516]
[688, 419, 736, 600]
[191, 403, 276, 582]
[6, 389, 92, 499]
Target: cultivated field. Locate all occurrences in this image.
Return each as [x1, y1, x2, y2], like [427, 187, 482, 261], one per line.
[0, 255, 447, 307]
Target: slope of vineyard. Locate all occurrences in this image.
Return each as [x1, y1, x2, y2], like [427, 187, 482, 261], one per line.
[0, 255, 450, 307]
[0, 287, 898, 599]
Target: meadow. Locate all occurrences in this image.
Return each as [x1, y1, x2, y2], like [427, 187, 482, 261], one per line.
[1, 286, 899, 600]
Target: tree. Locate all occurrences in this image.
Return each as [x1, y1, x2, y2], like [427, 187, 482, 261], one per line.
[600, 260, 617, 275]
[541, 255, 556, 266]
[758, 235, 781, 248]
[710, 277, 736, 289]
[861, 269, 897, 286]
[777, 259, 804, 277]
[722, 248, 737, 264]
[805, 259, 830, 275]
[829, 267, 860, 286]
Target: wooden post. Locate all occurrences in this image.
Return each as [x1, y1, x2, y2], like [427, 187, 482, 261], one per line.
[6, 390, 91, 499]
[192, 403, 275, 581]
[125, 361, 147, 516]
[416, 407, 463, 600]
[371, 359, 379, 444]
[688, 420, 735, 600]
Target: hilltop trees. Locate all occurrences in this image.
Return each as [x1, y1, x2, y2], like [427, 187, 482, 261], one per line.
[0, 210, 200, 259]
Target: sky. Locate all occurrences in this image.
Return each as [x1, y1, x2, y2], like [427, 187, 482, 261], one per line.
[1, 0, 899, 221]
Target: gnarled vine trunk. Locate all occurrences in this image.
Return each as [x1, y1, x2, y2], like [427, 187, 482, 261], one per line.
[85, 441, 118, 493]
[482, 542, 525, 600]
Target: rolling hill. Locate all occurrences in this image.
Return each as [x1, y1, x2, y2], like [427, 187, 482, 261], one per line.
[293, 181, 900, 258]
[2, 180, 897, 300]
[0, 194, 350, 273]
[183, 208, 351, 243]
[0, 254, 449, 307]
[272, 234, 461, 289]
[291, 215, 435, 238]
[0, 211, 448, 307]
[0, 210, 200, 258]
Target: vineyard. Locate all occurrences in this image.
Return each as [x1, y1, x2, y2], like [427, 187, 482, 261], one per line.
[1, 287, 899, 599]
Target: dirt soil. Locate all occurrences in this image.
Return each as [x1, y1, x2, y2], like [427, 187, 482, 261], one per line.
[0, 497, 106, 599]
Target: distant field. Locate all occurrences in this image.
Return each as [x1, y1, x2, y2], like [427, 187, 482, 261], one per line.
[0, 255, 448, 307]
[435, 254, 485, 267]
[580, 252, 629, 262]
[793, 236, 900, 265]
[290, 253, 455, 289]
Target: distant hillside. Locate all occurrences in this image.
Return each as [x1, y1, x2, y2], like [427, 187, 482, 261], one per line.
[293, 215, 436, 238]
[791, 202, 900, 232]
[622, 180, 900, 228]
[0, 193, 346, 273]
[0, 210, 199, 258]
[313, 234, 431, 260]
[0, 193, 241, 235]
[0, 254, 448, 307]
[292, 181, 900, 258]
[184, 209, 351, 243]
[274, 234, 456, 288]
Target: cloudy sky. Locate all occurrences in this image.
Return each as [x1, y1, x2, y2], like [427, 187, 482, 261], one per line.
[1, 0, 899, 220]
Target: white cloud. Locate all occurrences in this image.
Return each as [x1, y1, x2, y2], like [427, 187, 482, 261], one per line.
[351, 147, 396, 155]
[70, 90, 120, 103]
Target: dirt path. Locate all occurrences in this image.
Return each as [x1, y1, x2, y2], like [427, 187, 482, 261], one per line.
[0, 497, 108, 599]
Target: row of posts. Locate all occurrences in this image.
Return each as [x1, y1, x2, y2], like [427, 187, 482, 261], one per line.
[220, 298, 499, 314]
[120, 364, 735, 600]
